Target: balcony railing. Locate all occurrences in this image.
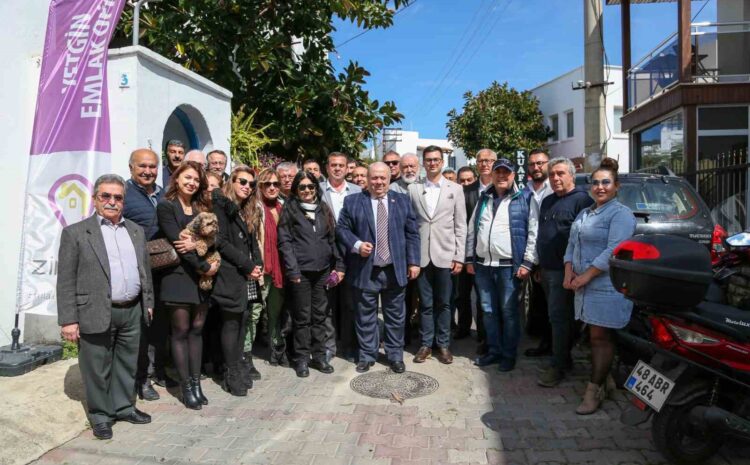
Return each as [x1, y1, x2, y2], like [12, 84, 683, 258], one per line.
[627, 21, 750, 110]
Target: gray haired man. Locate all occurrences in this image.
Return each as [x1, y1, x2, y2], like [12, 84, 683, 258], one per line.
[58, 174, 155, 439]
[535, 157, 593, 387]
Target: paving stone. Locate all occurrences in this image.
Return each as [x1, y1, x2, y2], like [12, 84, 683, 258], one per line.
[447, 449, 488, 464]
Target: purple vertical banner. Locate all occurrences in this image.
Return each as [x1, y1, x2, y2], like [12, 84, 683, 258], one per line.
[30, 0, 126, 155]
[16, 0, 126, 318]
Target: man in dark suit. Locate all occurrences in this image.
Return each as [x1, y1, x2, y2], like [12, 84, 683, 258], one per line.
[337, 162, 420, 373]
[461, 148, 497, 353]
[58, 174, 155, 440]
[320, 152, 362, 362]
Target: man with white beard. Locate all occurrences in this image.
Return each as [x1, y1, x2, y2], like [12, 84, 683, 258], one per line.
[389, 153, 420, 194]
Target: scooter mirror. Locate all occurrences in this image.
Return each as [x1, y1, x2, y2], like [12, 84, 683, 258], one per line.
[726, 231, 750, 247]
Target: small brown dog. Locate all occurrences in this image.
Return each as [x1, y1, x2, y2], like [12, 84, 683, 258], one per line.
[181, 212, 221, 290]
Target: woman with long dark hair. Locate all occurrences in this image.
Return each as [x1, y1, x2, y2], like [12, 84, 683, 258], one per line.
[157, 161, 216, 410]
[278, 171, 345, 377]
[211, 166, 263, 396]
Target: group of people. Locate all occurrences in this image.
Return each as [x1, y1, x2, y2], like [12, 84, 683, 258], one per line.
[57, 140, 636, 440]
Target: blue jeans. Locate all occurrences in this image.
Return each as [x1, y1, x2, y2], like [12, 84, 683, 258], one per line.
[474, 264, 520, 361]
[417, 263, 453, 348]
[540, 269, 575, 370]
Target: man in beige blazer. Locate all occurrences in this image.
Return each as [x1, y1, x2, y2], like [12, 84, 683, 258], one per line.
[408, 146, 467, 364]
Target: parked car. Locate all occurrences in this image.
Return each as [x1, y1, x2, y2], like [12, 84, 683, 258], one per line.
[575, 172, 727, 262]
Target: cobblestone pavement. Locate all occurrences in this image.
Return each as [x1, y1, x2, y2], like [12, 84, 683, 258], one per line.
[32, 338, 750, 465]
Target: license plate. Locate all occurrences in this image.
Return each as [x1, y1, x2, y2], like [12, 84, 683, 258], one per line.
[625, 360, 676, 412]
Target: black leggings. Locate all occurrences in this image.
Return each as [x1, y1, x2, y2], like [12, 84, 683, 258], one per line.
[170, 304, 208, 382]
[221, 310, 249, 366]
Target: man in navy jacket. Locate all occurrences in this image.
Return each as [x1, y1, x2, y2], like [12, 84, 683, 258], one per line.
[337, 162, 420, 373]
[536, 157, 593, 387]
[122, 148, 166, 400]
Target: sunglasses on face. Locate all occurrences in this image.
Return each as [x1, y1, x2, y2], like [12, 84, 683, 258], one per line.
[591, 179, 613, 187]
[97, 193, 124, 203]
[235, 178, 256, 188]
[260, 181, 280, 188]
[298, 184, 316, 192]
[384, 160, 400, 166]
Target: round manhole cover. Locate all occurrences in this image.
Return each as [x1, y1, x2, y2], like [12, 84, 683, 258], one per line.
[350, 371, 439, 399]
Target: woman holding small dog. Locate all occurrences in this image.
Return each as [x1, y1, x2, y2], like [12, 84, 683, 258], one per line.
[157, 161, 216, 410]
[211, 166, 264, 396]
[278, 171, 345, 378]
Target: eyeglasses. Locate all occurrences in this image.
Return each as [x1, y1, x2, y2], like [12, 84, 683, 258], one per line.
[96, 193, 124, 203]
[424, 158, 442, 164]
[235, 178, 256, 188]
[477, 159, 495, 165]
[528, 161, 548, 167]
[591, 179, 613, 187]
[384, 160, 400, 166]
[297, 184, 316, 192]
[260, 181, 280, 188]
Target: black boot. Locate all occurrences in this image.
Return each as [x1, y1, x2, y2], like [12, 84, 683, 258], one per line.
[191, 376, 208, 405]
[181, 380, 202, 410]
[137, 379, 160, 401]
[222, 364, 248, 396]
[242, 353, 261, 382]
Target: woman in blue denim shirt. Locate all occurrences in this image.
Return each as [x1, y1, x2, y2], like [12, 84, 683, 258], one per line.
[563, 158, 636, 415]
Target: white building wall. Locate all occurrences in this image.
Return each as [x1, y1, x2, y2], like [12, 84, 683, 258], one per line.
[0, 0, 54, 346]
[0, 0, 232, 345]
[530, 66, 630, 172]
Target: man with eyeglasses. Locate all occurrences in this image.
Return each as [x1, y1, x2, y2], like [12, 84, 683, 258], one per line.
[58, 174, 155, 439]
[521, 149, 554, 359]
[409, 146, 466, 365]
[277, 162, 299, 201]
[461, 148, 497, 352]
[122, 149, 170, 399]
[320, 152, 362, 362]
[207, 150, 229, 181]
[162, 139, 185, 187]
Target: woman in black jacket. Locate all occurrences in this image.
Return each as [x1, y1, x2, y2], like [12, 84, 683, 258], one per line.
[278, 171, 345, 378]
[156, 161, 215, 410]
[212, 166, 263, 396]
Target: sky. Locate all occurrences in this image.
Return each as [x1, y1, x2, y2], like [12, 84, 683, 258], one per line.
[330, 0, 717, 141]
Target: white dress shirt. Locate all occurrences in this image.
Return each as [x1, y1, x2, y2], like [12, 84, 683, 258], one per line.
[325, 181, 350, 220]
[423, 176, 445, 217]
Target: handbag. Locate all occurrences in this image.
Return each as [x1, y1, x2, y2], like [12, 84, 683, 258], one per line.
[247, 279, 261, 303]
[146, 238, 179, 270]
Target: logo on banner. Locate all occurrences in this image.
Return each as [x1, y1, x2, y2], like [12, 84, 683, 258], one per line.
[48, 174, 94, 228]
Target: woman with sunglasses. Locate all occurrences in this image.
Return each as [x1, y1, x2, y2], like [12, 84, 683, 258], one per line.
[563, 158, 636, 415]
[211, 166, 263, 396]
[278, 171, 345, 377]
[157, 161, 216, 410]
[245, 168, 289, 366]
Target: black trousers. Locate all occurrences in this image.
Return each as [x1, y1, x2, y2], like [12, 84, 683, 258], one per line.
[526, 275, 551, 343]
[327, 281, 358, 356]
[135, 288, 168, 382]
[289, 269, 329, 363]
[455, 268, 474, 334]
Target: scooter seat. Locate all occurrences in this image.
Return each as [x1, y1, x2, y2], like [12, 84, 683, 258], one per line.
[692, 301, 750, 341]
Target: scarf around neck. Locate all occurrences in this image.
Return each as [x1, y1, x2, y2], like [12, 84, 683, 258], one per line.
[262, 199, 283, 288]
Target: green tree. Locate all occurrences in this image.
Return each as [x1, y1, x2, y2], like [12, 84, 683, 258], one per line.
[114, 0, 406, 161]
[446, 81, 551, 161]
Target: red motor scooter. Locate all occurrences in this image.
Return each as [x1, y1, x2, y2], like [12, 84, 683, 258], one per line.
[610, 233, 750, 465]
